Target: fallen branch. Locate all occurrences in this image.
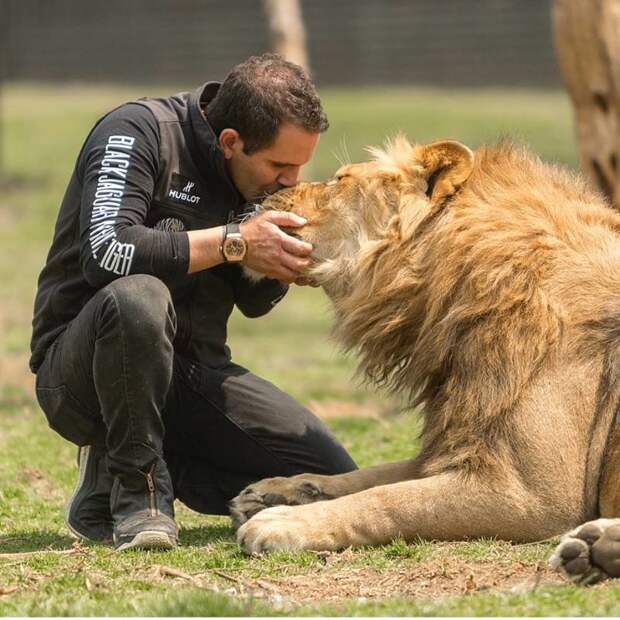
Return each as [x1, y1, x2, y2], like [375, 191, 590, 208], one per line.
[151, 565, 200, 586]
[209, 569, 242, 585]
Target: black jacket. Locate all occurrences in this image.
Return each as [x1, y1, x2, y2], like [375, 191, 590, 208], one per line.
[30, 83, 288, 373]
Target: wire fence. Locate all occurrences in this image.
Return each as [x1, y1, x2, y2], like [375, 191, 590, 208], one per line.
[3, 0, 560, 88]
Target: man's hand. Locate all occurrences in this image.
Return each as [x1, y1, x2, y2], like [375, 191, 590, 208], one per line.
[240, 211, 312, 283]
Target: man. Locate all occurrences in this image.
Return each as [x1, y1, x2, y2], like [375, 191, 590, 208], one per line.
[30, 54, 357, 551]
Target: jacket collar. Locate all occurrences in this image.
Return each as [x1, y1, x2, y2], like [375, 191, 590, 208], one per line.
[188, 82, 245, 209]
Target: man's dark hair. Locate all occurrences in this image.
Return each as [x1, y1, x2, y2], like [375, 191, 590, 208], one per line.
[206, 53, 329, 154]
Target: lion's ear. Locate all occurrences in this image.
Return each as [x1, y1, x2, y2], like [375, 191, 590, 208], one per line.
[415, 140, 474, 205]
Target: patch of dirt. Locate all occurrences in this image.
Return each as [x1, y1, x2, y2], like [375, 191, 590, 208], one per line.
[0, 295, 35, 401]
[0, 174, 45, 192]
[240, 557, 564, 604]
[0, 206, 19, 228]
[20, 466, 62, 500]
[308, 399, 391, 419]
[141, 555, 568, 609]
[0, 352, 35, 400]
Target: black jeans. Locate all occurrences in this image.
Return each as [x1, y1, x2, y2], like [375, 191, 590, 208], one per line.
[35, 274, 357, 514]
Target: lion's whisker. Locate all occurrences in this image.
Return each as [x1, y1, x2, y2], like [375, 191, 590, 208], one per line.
[341, 135, 352, 166]
[332, 148, 347, 169]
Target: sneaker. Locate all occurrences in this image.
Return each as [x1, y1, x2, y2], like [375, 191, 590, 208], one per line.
[111, 460, 178, 552]
[64, 445, 114, 543]
[113, 511, 178, 552]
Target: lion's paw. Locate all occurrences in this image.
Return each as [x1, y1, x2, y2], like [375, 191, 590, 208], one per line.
[228, 475, 329, 530]
[237, 505, 315, 555]
[550, 518, 620, 584]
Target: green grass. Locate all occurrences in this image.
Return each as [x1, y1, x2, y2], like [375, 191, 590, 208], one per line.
[3, 82, 615, 616]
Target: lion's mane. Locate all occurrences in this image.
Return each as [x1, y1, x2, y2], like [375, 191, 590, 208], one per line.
[325, 139, 620, 471]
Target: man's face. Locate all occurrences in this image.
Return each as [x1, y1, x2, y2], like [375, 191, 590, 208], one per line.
[219, 122, 320, 200]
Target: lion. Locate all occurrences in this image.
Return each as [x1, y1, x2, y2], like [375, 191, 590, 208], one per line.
[229, 136, 620, 584]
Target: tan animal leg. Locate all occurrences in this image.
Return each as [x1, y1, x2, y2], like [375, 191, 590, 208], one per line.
[229, 459, 422, 529]
[550, 416, 620, 584]
[237, 470, 566, 554]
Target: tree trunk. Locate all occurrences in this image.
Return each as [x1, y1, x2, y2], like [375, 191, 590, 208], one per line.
[552, 0, 620, 208]
[263, 0, 309, 73]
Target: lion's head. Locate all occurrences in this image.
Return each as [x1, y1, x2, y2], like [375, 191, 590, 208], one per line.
[262, 136, 615, 415]
[263, 136, 474, 298]
[260, 134, 620, 478]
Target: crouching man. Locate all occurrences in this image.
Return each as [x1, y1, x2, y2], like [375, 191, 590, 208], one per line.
[30, 53, 357, 551]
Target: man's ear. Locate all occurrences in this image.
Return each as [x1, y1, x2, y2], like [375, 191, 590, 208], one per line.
[415, 140, 474, 205]
[219, 128, 243, 159]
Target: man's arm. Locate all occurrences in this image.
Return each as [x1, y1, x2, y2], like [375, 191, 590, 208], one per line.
[187, 210, 312, 281]
[78, 104, 312, 286]
[78, 104, 191, 287]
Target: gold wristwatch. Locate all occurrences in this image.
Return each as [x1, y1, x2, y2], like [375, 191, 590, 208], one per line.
[220, 222, 247, 262]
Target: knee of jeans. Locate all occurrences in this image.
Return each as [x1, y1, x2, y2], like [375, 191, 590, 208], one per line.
[103, 275, 176, 339]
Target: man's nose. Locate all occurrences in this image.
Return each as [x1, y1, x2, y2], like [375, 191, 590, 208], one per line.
[277, 166, 301, 188]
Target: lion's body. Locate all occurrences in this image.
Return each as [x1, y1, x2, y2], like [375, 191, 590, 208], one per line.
[231, 139, 620, 562]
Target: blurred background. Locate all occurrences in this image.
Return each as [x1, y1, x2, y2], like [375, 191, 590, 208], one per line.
[0, 0, 577, 465]
[4, 0, 559, 87]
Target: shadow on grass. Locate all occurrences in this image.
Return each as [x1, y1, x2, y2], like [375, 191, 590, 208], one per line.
[0, 529, 79, 553]
[0, 522, 236, 554]
[179, 522, 236, 547]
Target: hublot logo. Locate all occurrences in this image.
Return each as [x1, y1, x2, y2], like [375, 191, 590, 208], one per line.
[168, 173, 200, 206]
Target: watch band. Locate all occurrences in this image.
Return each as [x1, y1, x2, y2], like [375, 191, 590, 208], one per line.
[225, 222, 241, 236]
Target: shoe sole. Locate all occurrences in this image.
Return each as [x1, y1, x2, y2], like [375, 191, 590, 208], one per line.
[115, 530, 177, 552]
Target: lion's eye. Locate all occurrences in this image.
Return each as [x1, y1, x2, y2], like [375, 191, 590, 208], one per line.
[327, 174, 348, 186]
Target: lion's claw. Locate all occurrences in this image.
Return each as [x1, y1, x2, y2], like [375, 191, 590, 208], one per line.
[550, 518, 620, 584]
[228, 488, 270, 529]
[229, 476, 329, 531]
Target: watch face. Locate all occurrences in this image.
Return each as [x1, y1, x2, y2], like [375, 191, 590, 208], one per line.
[224, 237, 246, 261]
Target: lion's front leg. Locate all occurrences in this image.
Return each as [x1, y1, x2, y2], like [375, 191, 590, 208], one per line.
[229, 459, 421, 530]
[237, 471, 564, 554]
[238, 489, 408, 554]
